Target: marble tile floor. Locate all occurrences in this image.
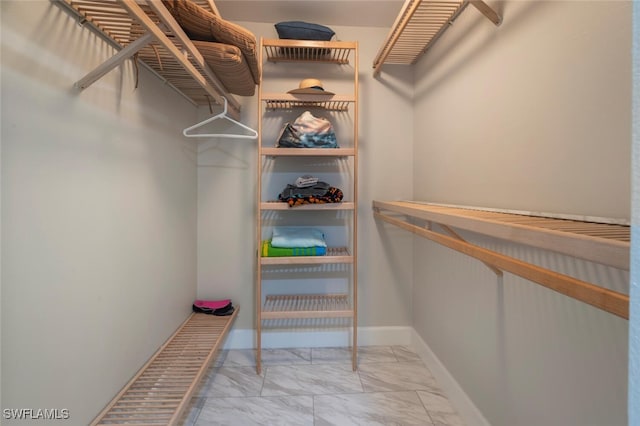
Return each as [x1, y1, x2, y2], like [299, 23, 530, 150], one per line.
[181, 345, 466, 426]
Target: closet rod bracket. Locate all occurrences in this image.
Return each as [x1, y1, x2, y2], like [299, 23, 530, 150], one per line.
[74, 33, 154, 90]
[437, 224, 503, 276]
[470, 0, 502, 26]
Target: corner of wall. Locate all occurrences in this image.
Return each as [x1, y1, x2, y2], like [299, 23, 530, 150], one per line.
[411, 329, 491, 426]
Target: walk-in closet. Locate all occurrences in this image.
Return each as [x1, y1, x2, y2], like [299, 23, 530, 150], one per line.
[1, 1, 637, 425]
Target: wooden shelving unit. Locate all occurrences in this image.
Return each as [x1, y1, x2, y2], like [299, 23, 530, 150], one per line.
[256, 38, 359, 373]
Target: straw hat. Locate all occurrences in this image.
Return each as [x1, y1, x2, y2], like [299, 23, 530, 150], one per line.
[287, 78, 334, 95]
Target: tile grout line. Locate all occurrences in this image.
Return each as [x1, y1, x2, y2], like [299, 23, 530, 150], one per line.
[415, 389, 438, 426]
[191, 346, 460, 425]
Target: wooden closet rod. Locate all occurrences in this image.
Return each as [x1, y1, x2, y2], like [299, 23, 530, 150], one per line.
[373, 210, 629, 319]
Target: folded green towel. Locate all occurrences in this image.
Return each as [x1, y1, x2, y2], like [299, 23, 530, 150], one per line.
[262, 240, 327, 257]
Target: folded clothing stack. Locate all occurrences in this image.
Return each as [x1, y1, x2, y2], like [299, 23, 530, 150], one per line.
[278, 176, 343, 207]
[295, 175, 319, 188]
[192, 299, 235, 316]
[262, 227, 327, 257]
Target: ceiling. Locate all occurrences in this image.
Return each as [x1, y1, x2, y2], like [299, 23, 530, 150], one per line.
[215, 0, 405, 28]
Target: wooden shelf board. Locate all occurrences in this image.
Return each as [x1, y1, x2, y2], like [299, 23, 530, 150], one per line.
[260, 202, 355, 211]
[261, 294, 353, 319]
[262, 38, 357, 65]
[262, 94, 353, 111]
[372, 200, 629, 270]
[261, 147, 355, 157]
[262, 93, 355, 103]
[261, 247, 353, 265]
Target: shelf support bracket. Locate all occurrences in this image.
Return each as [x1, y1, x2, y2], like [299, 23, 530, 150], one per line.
[75, 32, 154, 90]
[469, 0, 502, 26]
[437, 224, 503, 276]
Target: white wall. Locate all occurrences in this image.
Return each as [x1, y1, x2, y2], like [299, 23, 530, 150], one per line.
[409, 1, 631, 425]
[413, 0, 630, 219]
[197, 23, 416, 341]
[1, 2, 198, 424]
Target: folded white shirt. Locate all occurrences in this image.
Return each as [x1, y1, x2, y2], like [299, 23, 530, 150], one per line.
[295, 175, 319, 188]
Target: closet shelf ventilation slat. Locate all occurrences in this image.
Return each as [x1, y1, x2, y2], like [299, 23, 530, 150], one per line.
[261, 147, 355, 157]
[262, 294, 353, 320]
[260, 201, 356, 211]
[260, 247, 353, 265]
[373, 0, 501, 76]
[90, 310, 238, 426]
[262, 39, 355, 64]
[372, 200, 630, 319]
[262, 95, 354, 112]
[57, 0, 242, 119]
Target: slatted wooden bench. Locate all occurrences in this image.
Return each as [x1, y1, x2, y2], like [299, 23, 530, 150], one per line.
[91, 308, 238, 425]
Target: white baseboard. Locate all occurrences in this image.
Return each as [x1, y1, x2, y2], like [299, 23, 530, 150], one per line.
[223, 326, 413, 349]
[411, 329, 491, 426]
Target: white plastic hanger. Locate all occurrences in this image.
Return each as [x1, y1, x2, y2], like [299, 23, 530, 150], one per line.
[183, 97, 258, 139]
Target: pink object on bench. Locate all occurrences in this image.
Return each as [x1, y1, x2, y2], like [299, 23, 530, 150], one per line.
[193, 299, 232, 310]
